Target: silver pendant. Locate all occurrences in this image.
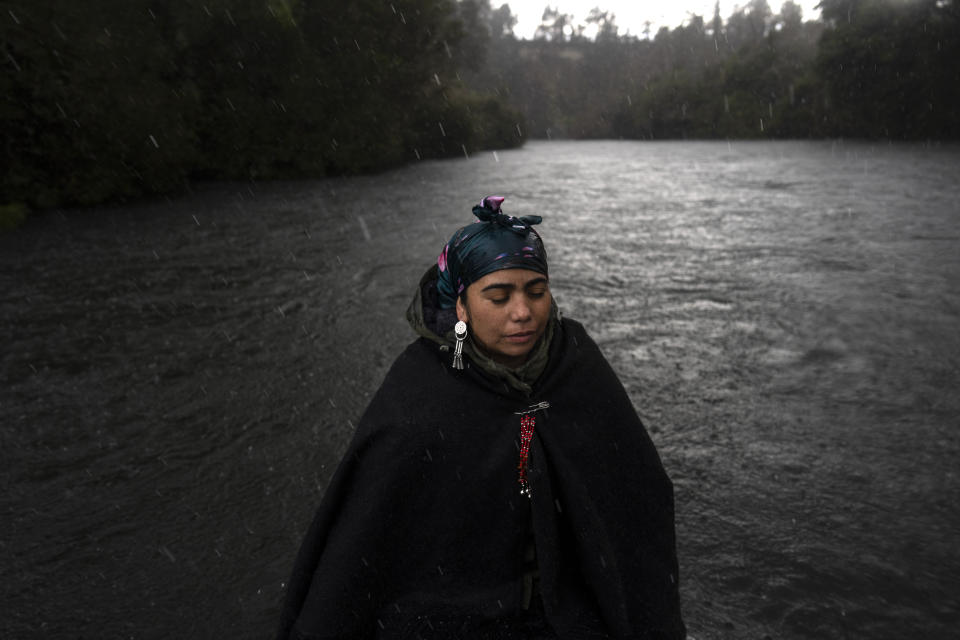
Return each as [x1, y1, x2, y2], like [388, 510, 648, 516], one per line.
[452, 321, 467, 370]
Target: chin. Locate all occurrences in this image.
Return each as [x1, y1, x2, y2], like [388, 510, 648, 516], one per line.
[495, 344, 535, 363]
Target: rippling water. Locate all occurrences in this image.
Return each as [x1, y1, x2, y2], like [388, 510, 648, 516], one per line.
[2, 141, 959, 639]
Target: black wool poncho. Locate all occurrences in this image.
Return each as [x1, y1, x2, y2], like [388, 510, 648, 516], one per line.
[277, 314, 685, 639]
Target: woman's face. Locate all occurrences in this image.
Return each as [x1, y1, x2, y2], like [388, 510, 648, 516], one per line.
[456, 268, 552, 368]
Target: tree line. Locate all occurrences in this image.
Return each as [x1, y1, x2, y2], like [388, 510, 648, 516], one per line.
[2, 0, 957, 226]
[465, 0, 959, 141]
[0, 0, 523, 223]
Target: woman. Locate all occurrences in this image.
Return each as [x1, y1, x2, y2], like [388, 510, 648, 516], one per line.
[278, 197, 685, 639]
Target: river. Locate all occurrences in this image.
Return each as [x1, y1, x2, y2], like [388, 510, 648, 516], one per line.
[2, 140, 959, 639]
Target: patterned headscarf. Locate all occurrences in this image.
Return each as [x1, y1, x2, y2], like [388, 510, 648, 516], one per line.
[436, 196, 548, 309]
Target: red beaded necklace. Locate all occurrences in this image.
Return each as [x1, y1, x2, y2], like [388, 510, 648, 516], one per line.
[518, 414, 536, 497]
[515, 401, 550, 498]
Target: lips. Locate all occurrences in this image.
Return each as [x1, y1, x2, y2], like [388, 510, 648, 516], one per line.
[504, 331, 536, 344]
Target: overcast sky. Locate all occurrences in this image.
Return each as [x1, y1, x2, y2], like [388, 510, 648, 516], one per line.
[505, 1, 823, 39]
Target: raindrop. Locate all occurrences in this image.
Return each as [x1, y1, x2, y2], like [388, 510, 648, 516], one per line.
[492, 151, 499, 162]
[6, 51, 21, 72]
[357, 215, 371, 241]
[159, 545, 177, 563]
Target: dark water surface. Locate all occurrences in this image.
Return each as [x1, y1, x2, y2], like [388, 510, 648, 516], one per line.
[2, 141, 959, 639]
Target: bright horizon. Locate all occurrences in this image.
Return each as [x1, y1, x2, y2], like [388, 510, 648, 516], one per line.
[505, 1, 824, 40]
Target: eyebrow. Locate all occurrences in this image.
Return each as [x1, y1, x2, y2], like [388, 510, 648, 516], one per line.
[480, 277, 549, 293]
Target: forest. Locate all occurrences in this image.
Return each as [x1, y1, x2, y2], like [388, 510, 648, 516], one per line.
[1, 0, 957, 225]
[468, 0, 959, 141]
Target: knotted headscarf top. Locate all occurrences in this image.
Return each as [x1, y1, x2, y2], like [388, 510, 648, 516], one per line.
[436, 196, 549, 309]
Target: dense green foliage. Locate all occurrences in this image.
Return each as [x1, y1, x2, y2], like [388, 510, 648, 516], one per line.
[467, 0, 959, 140]
[3, 0, 957, 220]
[0, 0, 524, 212]
[815, 0, 960, 138]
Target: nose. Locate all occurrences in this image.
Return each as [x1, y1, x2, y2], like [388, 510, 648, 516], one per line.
[509, 296, 532, 323]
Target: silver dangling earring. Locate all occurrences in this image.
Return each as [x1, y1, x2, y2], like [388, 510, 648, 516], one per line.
[452, 321, 467, 370]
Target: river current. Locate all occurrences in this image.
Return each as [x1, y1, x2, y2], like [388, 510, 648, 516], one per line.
[2, 140, 959, 639]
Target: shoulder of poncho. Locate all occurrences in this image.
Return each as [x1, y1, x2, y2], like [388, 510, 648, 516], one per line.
[390, 336, 450, 380]
[558, 316, 593, 350]
[549, 317, 611, 378]
[350, 338, 461, 439]
[546, 317, 637, 406]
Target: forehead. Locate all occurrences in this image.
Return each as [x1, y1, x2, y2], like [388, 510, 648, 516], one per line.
[470, 268, 547, 290]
